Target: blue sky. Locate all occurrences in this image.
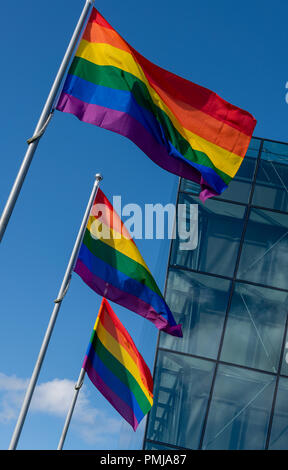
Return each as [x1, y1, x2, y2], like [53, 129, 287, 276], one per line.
[0, 0, 287, 450]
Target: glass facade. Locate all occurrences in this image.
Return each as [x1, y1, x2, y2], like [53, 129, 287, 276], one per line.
[144, 137, 288, 450]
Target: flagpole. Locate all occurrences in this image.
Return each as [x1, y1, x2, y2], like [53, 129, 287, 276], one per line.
[8, 173, 103, 450]
[0, 0, 95, 244]
[57, 368, 86, 450]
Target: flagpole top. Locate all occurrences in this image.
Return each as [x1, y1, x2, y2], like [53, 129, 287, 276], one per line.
[95, 173, 103, 181]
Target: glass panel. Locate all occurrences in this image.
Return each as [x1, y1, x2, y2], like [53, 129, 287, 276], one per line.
[237, 208, 288, 289]
[202, 365, 275, 450]
[171, 193, 246, 278]
[261, 140, 288, 163]
[268, 377, 288, 449]
[146, 351, 215, 449]
[144, 441, 181, 450]
[246, 137, 261, 159]
[253, 141, 288, 212]
[280, 331, 288, 376]
[160, 269, 231, 359]
[215, 156, 256, 204]
[221, 283, 288, 372]
[180, 178, 200, 195]
[180, 138, 260, 203]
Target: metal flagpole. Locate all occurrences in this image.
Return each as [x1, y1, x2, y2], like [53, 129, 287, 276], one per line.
[8, 173, 103, 450]
[0, 0, 95, 243]
[57, 368, 86, 450]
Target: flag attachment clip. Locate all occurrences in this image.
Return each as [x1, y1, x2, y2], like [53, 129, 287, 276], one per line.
[27, 110, 54, 145]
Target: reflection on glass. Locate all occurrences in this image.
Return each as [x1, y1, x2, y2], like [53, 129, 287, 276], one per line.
[261, 140, 288, 164]
[202, 365, 275, 450]
[160, 269, 231, 359]
[246, 137, 261, 158]
[146, 351, 214, 449]
[281, 331, 288, 376]
[269, 378, 288, 449]
[171, 193, 246, 277]
[237, 209, 288, 289]
[215, 156, 256, 204]
[253, 157, 288, 212]
[221, 283, 288, 372]
[144, 442, 179, 450]
[180, 178, 200, 195]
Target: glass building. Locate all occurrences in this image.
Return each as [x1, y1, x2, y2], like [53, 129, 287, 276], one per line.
[143, 136, 288, 450]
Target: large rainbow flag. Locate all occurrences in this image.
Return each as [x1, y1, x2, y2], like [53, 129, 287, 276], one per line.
[83, 297, 153, 430]
[74, 188, 182, 337]
[56, 8, 257, 201]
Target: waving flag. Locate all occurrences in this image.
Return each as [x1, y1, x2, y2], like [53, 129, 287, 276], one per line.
[74, 188, 182, 337]
[56, 8, 256, 200]
[83, 298, 153, 430]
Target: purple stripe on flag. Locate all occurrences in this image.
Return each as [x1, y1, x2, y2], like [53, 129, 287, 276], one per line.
[83, 355, 139, 430]
[56, 92, 217, 201]
[74, 258, 182, 336]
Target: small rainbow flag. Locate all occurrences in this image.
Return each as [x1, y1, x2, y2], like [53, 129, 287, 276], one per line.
[83, 297, 153, 430]
[74, 188, 182, 337]
[56, 8, 257, 200]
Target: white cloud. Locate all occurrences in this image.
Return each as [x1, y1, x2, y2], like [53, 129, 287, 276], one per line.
[31, 378, 76, 416]
[0, 373, 28, 423]
[0, 373, 28, 392]
[0, 372, 122, 445]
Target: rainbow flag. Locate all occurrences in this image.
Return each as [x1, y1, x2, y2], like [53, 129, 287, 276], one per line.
[74, 188, 182, 337]
[56, 8, 257, 200]
[83, 298, 153, 430]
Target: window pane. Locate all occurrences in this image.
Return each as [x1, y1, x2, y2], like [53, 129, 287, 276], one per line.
[202, 365, 275, 450]
[269, 377, 288, 449]
[180, 178, 200, 195]
[146, 351, 215, 449]
[246, 137, 261, 158]
[261, 140, 288, 163]
[171, 193, 246, 278]
[253, 141, 288, 211]
[280, 331, 288, 376]
[221, 283, 288, 372]
[144, 442, 180, 450]
[215, 156, 256, 204]
[160, 269, 231, 359]
[237, 208, 288, 289]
